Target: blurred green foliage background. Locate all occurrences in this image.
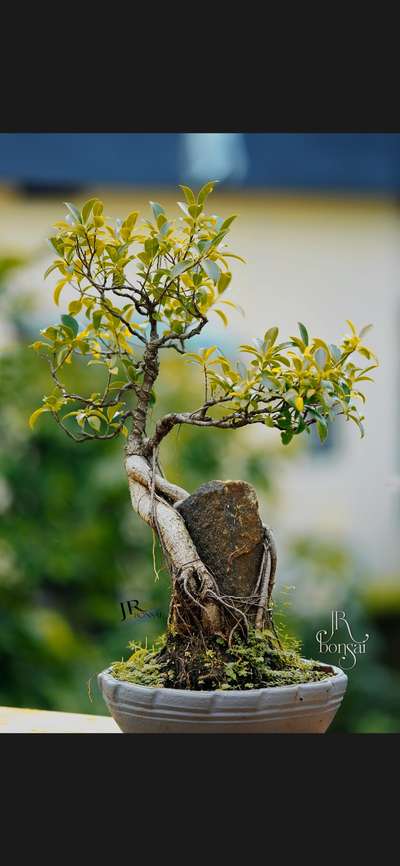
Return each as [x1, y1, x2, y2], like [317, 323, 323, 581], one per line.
[0, 255, 399, 731]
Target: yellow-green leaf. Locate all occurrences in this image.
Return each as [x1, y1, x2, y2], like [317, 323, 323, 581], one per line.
[294, 396, 304, 412]
[81, 198, 100, 224]
[29, 407, 49, 429]
[217, 270, 232, 294]
[30, 341, 47, 351]
[214, 308, 228, 327]
[68, 299, 82, 315]
[179, 185, 195, 204]
[184, 352, 203, 365]
[197, 181, 216, 206]
[264, 327, 279, 349]
[54, 279, 67, 306]
[202, 346, 217, 361]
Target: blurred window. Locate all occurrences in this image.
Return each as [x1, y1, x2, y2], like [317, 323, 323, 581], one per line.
[181, 133, 248, 185]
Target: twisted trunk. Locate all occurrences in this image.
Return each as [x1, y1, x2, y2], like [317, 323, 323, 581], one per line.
[125, 453, 276, 642]
[125, 335, 276, 644]
[125, 454, 223, 634]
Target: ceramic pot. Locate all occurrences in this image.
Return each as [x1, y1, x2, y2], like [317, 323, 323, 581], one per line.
[98, 662, 347, 733]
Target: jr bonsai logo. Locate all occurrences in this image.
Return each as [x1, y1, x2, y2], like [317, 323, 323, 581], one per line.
[315, 610, 369, 670]
[119, 599, 163, 623]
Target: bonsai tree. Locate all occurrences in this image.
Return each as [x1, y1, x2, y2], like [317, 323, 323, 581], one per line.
[30, 183, 377, 689]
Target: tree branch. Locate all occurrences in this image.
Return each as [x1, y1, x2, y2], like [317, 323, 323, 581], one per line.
[145, 397, 285, 453]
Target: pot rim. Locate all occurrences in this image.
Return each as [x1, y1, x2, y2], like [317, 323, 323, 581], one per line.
[98, 660, 347, 699]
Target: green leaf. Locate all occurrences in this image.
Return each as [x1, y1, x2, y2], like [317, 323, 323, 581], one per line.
[197, 181, 216, 206]
[144, 237, 159, 258]
[44, 262, 61, 280]
[126, 365, 138, 382]
[81, 198, 99, 224]
[217, 271, 232, 294]
[40, 325, 58, 340]
[202, 259, 220, 283]
[137, 251, 151, 266]
[49, 237, 64, 257]
[61, 411, 80, 421]
[108, 380, 128, 390]
[107, 405, 120, 421]
[92, 310, 103, 331]
[208, 230, 228, 251]
[170, 260, 193, 279]
[272, 354, 290, 366]
[122, 210, 139, 232]
[317, 421, 328, 443]
[329, 344, 342, 363]
[68, 300, 82, 315]
[61, 314, 79, 337]
[281, 430, 293, 445]
[314, 348, 327, 369]
[188, 204, 203, 219]
[197, 239, 213, 255]
[264, 327, 279, 350]
[298, 322, 309, 346]
[220, 214, 237, 231]
[88, 416, 101, 432]
[179, 185, 195, 204]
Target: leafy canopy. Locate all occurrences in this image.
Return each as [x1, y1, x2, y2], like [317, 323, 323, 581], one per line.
[29, 183, 377, 445]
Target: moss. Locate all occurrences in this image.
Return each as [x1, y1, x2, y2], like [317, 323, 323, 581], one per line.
[110, 627, 334, 691]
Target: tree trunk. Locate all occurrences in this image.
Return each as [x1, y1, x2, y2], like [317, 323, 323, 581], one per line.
[125, 453, 275, 643]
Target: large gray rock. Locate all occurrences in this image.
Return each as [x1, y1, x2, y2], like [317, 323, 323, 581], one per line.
[176, 480, 264, 600]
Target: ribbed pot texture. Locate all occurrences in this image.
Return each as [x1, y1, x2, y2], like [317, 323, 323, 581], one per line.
[98, 663, 347, 733]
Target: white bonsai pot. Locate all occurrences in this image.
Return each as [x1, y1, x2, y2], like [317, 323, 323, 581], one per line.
[98, 663, 347, 733]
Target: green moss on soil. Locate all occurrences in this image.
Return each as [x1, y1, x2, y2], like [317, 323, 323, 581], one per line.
[110, 627, 334, 691]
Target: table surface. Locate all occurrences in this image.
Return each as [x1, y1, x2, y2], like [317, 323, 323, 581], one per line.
[0, 705, 120, 733]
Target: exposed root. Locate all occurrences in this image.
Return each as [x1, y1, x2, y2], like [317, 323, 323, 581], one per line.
[125, 451, 280, 645]
[125, 453, 189, 505]
[111, 628, 336, 691]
